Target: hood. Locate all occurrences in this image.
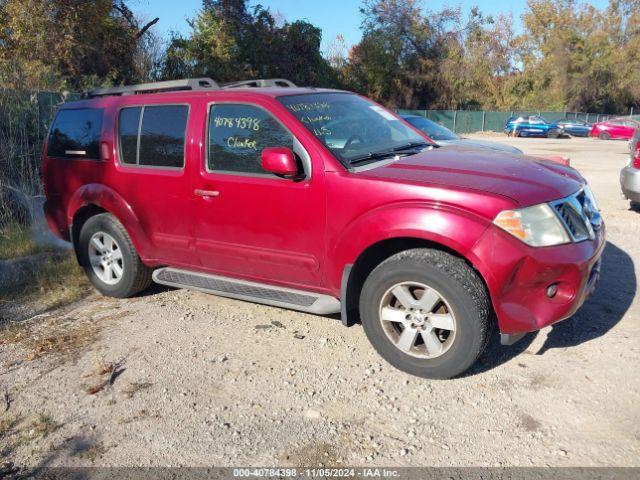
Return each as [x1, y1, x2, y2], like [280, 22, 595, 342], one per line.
[360, 146, 584, 207]
[438, 138, 523, 154]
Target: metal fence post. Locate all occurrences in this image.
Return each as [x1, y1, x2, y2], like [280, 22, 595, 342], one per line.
[481, 111, 485, 132]
[631, 107, 634, 117]
[453, 110, 457, 133]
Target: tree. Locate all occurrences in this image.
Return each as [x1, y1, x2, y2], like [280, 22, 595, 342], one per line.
[0, 0, 159, 90]
[343, 0, 460, 108]
[162, 0, 337, 86]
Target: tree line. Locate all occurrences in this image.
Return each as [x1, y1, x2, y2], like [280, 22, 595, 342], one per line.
[0, 0, 638, 113]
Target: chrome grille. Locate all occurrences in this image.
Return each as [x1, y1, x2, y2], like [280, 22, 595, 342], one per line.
[550, 188, 601, 242]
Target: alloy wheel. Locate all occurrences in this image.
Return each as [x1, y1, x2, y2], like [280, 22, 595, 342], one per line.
[378, 281, 457, 359]
[88, 231, 124, 285]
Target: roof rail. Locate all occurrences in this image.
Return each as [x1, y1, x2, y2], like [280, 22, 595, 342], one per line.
[222, 78, 297, 89]
[87, 78, 220, 98]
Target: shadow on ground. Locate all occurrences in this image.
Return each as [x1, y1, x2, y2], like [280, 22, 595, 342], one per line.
[467, 240, 635, 375]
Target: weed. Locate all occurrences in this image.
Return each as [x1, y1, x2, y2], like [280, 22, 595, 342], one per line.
[26, 413, 58, 439]
[71, 440, 106, 461]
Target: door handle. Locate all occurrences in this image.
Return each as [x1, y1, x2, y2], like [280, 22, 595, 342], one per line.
[194, 189, 220, 198]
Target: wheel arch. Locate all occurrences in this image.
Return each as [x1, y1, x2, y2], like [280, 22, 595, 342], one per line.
[67, 184, 152, 260]
[340, 236, 494, 328]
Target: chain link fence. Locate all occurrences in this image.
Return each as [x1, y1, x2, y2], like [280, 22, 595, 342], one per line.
[0, 89, 80, 225]
[396, 109, 624, 134]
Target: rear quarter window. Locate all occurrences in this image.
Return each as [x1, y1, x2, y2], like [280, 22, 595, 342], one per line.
[117, 105, 189, 168]
[47, 108, 104, 159]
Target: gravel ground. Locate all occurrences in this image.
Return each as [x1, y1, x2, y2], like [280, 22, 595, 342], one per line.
[1, 135, 639, 469]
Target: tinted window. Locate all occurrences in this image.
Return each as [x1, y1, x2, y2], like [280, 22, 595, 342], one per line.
[139, 106, 188, 168]
[118, 107, 141, 165]
[118, 105, 188, 168]
[47, 108, 103, 159]
[208, 104, 293, 174]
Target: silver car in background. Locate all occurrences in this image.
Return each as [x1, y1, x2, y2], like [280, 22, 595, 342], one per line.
[621, 128, 640, 208]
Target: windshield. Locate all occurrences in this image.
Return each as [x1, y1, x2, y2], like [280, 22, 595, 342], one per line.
[277, 93, 428, 164]
[403, 116, 459, 141]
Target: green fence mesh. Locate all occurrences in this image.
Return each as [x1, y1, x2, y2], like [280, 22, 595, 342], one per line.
[397, 109, 618, 134]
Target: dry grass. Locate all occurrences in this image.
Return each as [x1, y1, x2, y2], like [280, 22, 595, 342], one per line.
[0, 315, 101, 362]
[0, 253, 90, 314]
[71, 439, 106, 461]
[27, 414, 58, 439]
[0, 223, 43, 260]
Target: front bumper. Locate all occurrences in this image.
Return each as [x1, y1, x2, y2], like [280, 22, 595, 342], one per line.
[471, 223, 605, 335]
[620, 166, 640, 202]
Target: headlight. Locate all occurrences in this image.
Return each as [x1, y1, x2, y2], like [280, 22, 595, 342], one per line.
[583, 185, 599, 211]
[494, 203, 570, 247]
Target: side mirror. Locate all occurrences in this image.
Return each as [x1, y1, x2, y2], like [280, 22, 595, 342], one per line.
[261, 147, 299, 177]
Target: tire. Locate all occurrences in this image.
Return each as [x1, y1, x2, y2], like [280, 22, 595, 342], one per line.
[631, 201, 640, 211]
[599, 132, 611, 140]
[547, 130, 559, 138]
[77, 213, 152, 298]
[359, 248, 492, 379]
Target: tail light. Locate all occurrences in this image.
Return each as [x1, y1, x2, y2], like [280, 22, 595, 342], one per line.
[633, 142, 640, 169]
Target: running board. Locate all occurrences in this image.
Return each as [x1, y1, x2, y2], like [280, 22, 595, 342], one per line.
[152, 267, 341, 315]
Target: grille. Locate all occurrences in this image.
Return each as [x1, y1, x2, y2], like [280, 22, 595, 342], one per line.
[551, 189, 600, 242]
[155, 269, 317, 307]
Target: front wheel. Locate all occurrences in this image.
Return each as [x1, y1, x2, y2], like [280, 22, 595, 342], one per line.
[77, 213, 152, 298]
[359, 249, 492, 379]
[599, 132, 611, 140]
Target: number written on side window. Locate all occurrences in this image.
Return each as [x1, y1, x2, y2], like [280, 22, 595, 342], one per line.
[47, 108, 103, 159]
[118, 105, 188, 168]
[208, 104, 293, 174]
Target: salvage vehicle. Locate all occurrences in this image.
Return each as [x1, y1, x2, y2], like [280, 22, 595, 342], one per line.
[401, 114, 523, 154]
[504, 115, 564, 138]
[621, 129, 640, 209]
[554, 119, 592, 137]
[590, 118, 639, 140]
[43, 78, 605, 379]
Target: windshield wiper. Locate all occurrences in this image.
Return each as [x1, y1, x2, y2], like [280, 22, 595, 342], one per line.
[390, 141, 431, 152]
[349, 142, 432, 165]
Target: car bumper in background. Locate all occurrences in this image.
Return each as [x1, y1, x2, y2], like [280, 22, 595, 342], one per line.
[471, 223, 606, 335]
[620, 166, 640, 202]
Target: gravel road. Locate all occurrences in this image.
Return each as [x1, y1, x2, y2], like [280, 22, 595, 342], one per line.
[1, 135, 639, 469]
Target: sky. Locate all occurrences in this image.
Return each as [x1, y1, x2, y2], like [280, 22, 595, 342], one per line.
[131, 0, 611, 53]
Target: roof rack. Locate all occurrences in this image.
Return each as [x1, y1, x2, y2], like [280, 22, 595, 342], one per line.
[86, 77, 297, 98]
[87, 78, 220, 98]
[222, 78, 297, 89]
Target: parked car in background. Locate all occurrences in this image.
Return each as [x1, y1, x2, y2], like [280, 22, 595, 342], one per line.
[554, 119, 592, 137]
[590, 118, 639, 140]
[621, 129, 640, 209]
[43, 77, 604, 379]
[504, 115, 564, 138]
[401, 115, 523, 154]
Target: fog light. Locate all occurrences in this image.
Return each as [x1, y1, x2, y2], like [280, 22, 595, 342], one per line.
[546, 284, 559, 298]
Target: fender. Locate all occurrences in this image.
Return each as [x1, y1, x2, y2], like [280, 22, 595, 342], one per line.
[328, 202, 496, 293]
[66, 183, 153, 259]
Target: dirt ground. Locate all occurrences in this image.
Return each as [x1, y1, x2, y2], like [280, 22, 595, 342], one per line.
[1, 135, 639, 469]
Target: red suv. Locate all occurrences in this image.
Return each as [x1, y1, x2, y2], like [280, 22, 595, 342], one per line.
[43, 78, 605, 378]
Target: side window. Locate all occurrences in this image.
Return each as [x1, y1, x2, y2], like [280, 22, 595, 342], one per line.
[118, 105, 188, 168]
[47, 108, 103, 159]
[208, 104, 293, 174]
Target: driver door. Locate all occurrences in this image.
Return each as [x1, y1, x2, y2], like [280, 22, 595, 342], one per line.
[192, 101, 325, 289]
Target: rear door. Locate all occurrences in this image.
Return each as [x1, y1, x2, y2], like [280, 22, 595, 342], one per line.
[191, 99, 325, 289]
[113, 102, 197, 266]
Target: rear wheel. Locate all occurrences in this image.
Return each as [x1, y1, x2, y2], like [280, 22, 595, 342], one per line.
[77, 213, 152, 298]
[599, 132, 611, 140]
[359, 248, 492, 379]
